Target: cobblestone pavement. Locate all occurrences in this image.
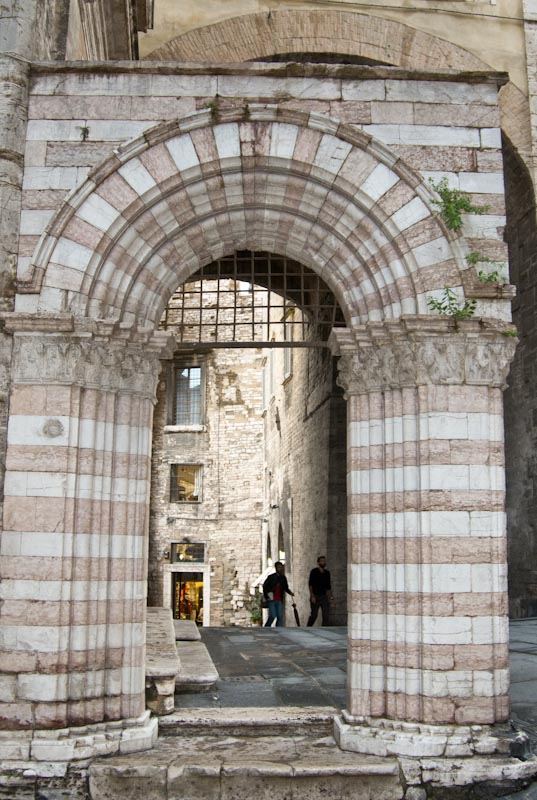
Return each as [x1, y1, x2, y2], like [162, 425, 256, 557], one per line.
[176, 626, 347, 709]
[509, 619, 537, 753]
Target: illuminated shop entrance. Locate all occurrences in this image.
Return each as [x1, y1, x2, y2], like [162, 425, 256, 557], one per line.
[172, 572, 204, 624]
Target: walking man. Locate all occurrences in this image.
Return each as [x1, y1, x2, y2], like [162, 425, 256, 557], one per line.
[263, 562, 294, 627]
[307, 556, 333, 626]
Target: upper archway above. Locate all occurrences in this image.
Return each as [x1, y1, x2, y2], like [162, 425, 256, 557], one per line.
[144, 9, 491, 72]
[143, 9, 531, 175]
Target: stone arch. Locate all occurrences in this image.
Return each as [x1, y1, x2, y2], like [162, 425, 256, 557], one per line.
[146, 10, 487, 69]
[144, 9, 531, 182]
[25, 106, 469, 331]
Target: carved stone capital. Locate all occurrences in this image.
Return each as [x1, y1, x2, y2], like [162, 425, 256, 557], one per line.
[329, 317, 518, 396]
[8, 317, 175, 401]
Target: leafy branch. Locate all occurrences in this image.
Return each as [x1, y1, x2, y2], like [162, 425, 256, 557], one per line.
[465, 252, 508, 285]
[427, 287, 477, 319]
[429, 178, 489, 232]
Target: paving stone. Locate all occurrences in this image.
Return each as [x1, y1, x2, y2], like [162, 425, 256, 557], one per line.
[194, 627, 346, 708]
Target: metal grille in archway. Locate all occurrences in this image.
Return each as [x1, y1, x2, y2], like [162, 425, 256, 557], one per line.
[160, 251, 345, 347]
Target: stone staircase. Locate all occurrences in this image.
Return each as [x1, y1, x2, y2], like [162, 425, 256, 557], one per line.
[88, 708, 404, 800]
[91, 615, 403, 798]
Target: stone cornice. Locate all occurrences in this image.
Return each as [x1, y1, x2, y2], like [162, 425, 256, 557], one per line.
[330, 317, 518, 395]
[28, 60, 509, 87]
[4, 315, 175, 400]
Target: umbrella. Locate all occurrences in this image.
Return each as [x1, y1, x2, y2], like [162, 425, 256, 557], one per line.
[292, 602, 301, 627]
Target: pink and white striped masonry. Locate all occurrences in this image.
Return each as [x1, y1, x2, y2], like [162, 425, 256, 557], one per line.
[331, 318, 516, 755]
[0, 317, 172, 729]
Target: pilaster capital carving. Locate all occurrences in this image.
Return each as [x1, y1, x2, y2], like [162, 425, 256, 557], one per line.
[6, 315, 176, 401]
[329, 317, 518, 396]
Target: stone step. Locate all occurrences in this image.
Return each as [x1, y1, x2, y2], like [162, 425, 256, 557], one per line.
[175, 640, 219, 692]
[160, 706, 337, 738]
[88, 733, 403, 800]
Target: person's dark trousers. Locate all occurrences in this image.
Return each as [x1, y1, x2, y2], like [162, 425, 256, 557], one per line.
[307, 595, 330, 626]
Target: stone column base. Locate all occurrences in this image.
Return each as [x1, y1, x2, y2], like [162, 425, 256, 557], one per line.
[335, 713, 537, 797]
[0, 710, 158, 766]
[335, 712, 516, 758]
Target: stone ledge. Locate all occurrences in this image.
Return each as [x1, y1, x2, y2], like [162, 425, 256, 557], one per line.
[30, 60, 509, 87]
[175, 641, 219, 693]
[146, 607, 181, 715]
[173, 619, 201, 641]
[159, 706, 336, 738]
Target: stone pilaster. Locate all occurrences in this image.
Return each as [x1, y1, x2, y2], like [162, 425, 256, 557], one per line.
[0, 55, 29, 311]
[0, 314, 173, 730]
[330, 318, 517, 757]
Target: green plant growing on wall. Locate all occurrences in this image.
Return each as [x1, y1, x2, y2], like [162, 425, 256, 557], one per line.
[429, 178, 489, 232]
[427, 287, 477, 319]
[243, 583, 263, 624]
[205, 98, 220, 121]
[465, 252, 508, 285]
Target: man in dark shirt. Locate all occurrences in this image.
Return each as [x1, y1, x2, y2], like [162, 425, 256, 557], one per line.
[307, 556, 333, 626]
[262, 561, 294, 627]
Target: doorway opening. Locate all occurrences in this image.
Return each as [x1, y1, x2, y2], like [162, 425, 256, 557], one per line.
[172, 572, 204, 625]
[147, 250, 347, 630]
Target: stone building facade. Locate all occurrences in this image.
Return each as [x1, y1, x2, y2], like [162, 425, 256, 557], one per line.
[148, 343, 266, 628]
[1, 0, 537, 794]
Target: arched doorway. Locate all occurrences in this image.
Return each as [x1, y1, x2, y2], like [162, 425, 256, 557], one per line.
[148, 250, 348, 628]
[0, 106, 516, 760]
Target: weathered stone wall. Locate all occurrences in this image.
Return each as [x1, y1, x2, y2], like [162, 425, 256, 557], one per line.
[504, 136, 537, 617]
[139, 1, 525, 92]
[263, 343, 347, 626]
[148, 345, 265, 626]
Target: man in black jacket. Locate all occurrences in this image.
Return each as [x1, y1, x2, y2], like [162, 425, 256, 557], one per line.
[307, 556, 333, 626]
[262, 562, 294, 627]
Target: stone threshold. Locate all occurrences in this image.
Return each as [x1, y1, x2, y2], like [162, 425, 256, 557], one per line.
[160, 706, 337, 737]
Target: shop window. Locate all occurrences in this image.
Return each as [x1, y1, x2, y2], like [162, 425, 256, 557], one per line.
[172, 365, 203, 425]
[170, 464, 202, 502]
[171, 542, 205, 563]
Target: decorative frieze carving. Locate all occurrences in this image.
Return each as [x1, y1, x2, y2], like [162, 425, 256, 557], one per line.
[7, 317, 175, 400]
[331, 318, 517, 395]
